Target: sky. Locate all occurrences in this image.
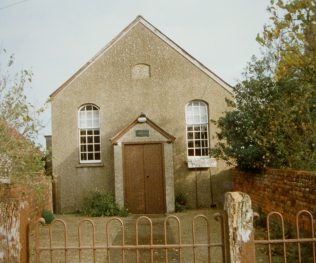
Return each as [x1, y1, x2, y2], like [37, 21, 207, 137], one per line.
[0, 0, 270, 146]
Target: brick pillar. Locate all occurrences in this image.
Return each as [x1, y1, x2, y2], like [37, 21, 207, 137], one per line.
[224, 192, 255, 263]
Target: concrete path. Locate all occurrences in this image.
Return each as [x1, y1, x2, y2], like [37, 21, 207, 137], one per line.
[29, 209, 225, 263]
[104, 209, 225, 263]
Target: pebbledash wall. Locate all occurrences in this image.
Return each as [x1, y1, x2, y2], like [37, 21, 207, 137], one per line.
[233, 168, 316, 226]
[51, 16, 233, 213]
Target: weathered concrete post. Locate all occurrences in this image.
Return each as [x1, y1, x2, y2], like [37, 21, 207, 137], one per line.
[224, 191, 255, 263]
[0, 199, 21, 263]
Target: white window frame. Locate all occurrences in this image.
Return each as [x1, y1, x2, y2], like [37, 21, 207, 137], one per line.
[78, 104, 101, 163]
[185, 100, 210, 159]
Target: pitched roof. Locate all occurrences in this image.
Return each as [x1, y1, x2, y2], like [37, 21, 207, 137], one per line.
[50, 16, 233, 98]
[110, 114, 176, 144]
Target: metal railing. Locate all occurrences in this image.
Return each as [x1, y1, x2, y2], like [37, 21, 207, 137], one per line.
[254, 210, 316, 263]
[33, 212, 228, 263]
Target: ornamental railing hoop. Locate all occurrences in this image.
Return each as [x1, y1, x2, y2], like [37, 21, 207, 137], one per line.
[78, 218, 96, 263]
[106, 217, 125, 263]
[136, 216, 153, 263]
[164, 215, 182, 263]
[33, 211, 229, 263]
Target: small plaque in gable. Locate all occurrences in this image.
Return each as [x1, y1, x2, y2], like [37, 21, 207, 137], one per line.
[136, 130, 149, 137]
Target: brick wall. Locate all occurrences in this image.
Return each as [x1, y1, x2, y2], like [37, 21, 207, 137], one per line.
[0, 175, 52, 262]
[0, 176, 52, 222]
[233, 168, 316, 226]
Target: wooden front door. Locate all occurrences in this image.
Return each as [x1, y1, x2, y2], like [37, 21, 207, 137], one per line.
[124, 143, 165, 214]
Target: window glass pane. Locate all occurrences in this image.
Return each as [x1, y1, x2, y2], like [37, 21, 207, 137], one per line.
[188, 149, 194, 156]
[95, 153, 101, 160]
[87, 130, 93, 135]
[202, 149, 208, 156]
[195, 132, 200, 139]
[93, 119, 99, 128]
[201, 116, 208, 123]
[195, 149, 201, 156]
[81, 145, 86, 152]
[200, 105, 207, 115]
[88, 153, 93, 160]
[94, 110, 99, 120]
[79, 120, 85, 128]
[79, 112, 86, 128]
[202, 140, 208, 147]
[80, 137, 86, 143]
[86, 105, 92, 111]
[81, 153, 86, 160]
[88, 145, 93, 152]
[193, 107, 199, 115]
[188, 141, 194, 148]
[193, 116, 200, 124]
[186, 106, 192, 114]
[86, 111, 92, 121]
[186, 115, 194, 124]
[201, 132, 208, 139]
[80, 130, 86, 136]
[95, 136, 100, 143]
[95, 144, 100, 151]
[86, 119, 92, 128]
[188, 132, 193, 139]
[88, 136, 93, 143]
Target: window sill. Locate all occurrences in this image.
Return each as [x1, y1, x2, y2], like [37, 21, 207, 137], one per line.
[76, 162, 104, 168]
[186, 157, 217, 168]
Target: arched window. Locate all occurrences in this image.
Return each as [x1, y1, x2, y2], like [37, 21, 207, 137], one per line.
[78, 104, 101, 163]
[185, 100, 209, 157]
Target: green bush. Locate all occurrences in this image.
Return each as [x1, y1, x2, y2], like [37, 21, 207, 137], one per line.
[41, 209, 55, 224]
[175, 193, 187, 212]
[82, 190, 128, 217]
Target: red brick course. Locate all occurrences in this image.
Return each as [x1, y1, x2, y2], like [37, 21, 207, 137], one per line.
[232, 168, 316, 227]
[0, 176, 52, 222]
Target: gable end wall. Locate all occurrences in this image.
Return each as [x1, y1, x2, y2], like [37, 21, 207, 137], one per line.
[51, 22, 233, 213]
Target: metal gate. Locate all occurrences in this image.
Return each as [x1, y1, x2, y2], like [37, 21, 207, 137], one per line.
[32, 212, 228, 263]
[254, 210, 316, 263]
[30, 193, 316, 262]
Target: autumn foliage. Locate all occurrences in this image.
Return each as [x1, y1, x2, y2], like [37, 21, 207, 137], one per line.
[0, 49, 45, 182]
[212, 0, 316, 170]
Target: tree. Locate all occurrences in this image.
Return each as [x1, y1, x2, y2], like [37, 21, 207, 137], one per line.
[212, 0, 316, 171]
[0, 49, 45, 182]
[257, 0, 316, 82]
